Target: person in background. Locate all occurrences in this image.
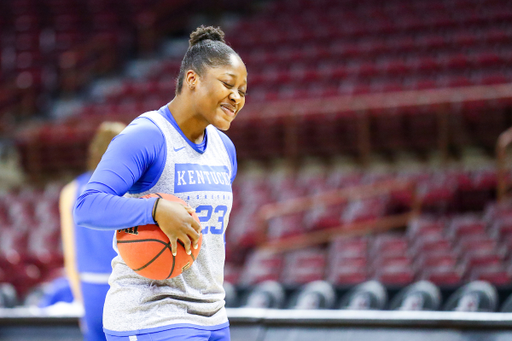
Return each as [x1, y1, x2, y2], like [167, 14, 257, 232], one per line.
[60, 121, 126, 341]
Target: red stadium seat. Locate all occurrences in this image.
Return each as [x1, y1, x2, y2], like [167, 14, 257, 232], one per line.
[329, 237, 368, 258]
[374, 264, 415, 286]
[327, 257, 368, 286]
[462, 249, 505, 270]
[446, 214, 487, 240]
[469, 266, 512, 286]
[442, 53, 470, 71]
[410, 237, 452, 258]
[304, 204, 345, 231]
[280, 248, 326, 285]
[414, 251, 458, 271]
[480, 74, 509, 85]
[407, 216, 446, 240]
[370, 234, 409, 259]
[454, 236, 497, 255]
[420, 266, 463, 286]
[239, 250, 283, 286]
[474, 52, 504, 68]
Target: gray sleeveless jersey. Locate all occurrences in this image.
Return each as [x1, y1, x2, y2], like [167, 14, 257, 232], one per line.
[103, 111, 234, 333]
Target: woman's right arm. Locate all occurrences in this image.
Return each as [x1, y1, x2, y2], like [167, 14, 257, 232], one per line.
[73, 118, 160, 229]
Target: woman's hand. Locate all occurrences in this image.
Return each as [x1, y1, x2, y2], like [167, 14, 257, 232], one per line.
[153, 200, 201, 256]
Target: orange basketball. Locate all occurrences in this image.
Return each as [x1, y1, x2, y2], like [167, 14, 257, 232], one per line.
[116, 193, 202, 280]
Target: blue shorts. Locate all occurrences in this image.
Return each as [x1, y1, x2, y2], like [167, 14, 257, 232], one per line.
[81, 281, 110, 341]
[105, 326, 230, 341]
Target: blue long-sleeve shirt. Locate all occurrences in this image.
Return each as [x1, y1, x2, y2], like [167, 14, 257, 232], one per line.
[73, 105, 237, 230]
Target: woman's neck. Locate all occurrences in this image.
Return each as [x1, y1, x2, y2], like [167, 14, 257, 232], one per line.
[167, 97, 207, 144]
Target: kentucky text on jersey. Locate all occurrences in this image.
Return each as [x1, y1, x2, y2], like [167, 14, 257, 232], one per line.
[174, 164, 231, 193]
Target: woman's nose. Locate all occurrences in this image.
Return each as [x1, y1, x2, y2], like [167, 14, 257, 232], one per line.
[229, 90, 241, 103]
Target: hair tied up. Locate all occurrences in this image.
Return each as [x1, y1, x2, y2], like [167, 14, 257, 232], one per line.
[189, 25, 226, 46]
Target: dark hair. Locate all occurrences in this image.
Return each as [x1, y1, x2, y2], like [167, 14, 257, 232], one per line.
[175, 25, 238, 95]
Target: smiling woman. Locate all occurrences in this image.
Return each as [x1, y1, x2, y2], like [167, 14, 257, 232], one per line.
[73, 25, 246, 341]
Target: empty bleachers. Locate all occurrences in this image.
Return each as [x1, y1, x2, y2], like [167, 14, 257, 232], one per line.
[0, 0, 203, 133]
[225, 152, 512, 293]
[0, 184, 62, 298]
[8, 0, 512, 178]
[1, 0, 512, 311]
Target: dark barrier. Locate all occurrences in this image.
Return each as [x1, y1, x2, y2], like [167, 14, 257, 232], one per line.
[2, 308, 512, 341]
[229, 309, 512, 341]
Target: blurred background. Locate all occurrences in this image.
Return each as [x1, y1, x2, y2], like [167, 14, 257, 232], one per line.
[1, 0, 512, 339]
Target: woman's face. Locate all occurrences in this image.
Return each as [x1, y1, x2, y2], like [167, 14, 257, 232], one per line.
[192, 54, 248, 131]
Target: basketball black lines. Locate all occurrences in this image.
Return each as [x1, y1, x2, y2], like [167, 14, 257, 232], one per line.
[118, 238, 195, 279]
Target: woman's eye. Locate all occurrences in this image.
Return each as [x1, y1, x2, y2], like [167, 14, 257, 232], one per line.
[222, 81, 246, 97]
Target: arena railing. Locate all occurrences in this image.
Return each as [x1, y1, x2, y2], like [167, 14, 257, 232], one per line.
[255, 179, 420, 252]
[13, 83, 512, 180]
[237, 82, 512, 165]
[2, 307, 512, 341]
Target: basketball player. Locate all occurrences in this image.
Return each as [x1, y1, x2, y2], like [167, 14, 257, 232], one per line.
[74, 26, 247, 341]
[60, 121, 126, 341]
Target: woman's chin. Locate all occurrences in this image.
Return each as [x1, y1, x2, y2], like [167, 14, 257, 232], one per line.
[212, 116, 232, 131]
[215, 122, 231, 131]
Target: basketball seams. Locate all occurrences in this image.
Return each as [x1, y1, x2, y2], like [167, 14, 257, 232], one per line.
[177, 240, 196, 262]
[166, 253, 176, 280]
[133, 243, 170, 272]
[117, 238, 170, 246]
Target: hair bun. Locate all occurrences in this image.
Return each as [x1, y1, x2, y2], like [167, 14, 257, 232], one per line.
[189, 25, 226, 46]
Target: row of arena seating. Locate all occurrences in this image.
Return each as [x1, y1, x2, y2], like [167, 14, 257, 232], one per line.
[0, 277, 509, 312]
[1, 278, 510, 313]
[229, 215, 512, 288]
[72, 47, 512, 107]
[227, 279, 508, 312]
[222, 0, 512, 99]
[227, 153, 499, 246]
[18, 99, 509, 180]
[235, 0, 512, 40]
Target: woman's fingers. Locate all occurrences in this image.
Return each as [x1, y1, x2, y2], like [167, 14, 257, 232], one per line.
[186, 228, 201, 250]
[167, 225, 200, 256]
[177, 232, 192, 255]
[190, 216, 201, 233]
[183, 205, 201, 234]
[169, 238, 178, 257]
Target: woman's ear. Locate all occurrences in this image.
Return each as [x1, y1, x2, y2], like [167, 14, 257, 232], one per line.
[185, 70, 199, 90]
